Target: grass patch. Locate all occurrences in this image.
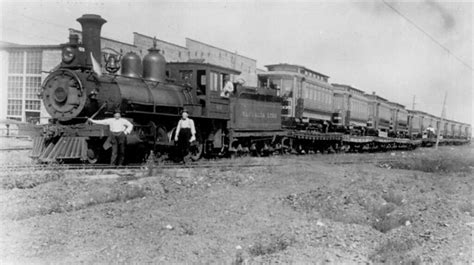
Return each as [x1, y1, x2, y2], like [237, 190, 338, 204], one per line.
[389, 151, 474, 173]
[2, 180, 148, 220]
[458, 201, 473, 217]
[1, 171, 64, 189]
[382, 190, 404, 206]
[248, 234, 295, 257]
[370, 238, 421, 264]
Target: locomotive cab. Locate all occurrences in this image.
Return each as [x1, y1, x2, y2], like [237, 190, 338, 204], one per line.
[166, 62, 240, 119]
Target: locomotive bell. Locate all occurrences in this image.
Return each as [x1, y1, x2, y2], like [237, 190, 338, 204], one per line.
[121, 52, 142, 78]
[142, 38, 166, 82]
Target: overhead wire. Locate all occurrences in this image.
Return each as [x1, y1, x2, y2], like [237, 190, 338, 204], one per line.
[381, 0, 473, 72]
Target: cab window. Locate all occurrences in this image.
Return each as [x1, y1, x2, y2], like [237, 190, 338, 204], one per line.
[197, 69, 206, 95]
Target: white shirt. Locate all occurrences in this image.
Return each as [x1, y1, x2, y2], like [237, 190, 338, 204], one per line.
[176, 118, 196, 135]
[220, 81, 234, 98]
[91, 118, 134, 134]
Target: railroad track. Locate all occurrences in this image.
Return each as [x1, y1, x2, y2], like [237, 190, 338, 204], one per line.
[0, 159, 278, 173]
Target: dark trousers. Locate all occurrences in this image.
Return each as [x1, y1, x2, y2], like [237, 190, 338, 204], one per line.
[110, 132, 126, 165]
[177, 128, 192, 162]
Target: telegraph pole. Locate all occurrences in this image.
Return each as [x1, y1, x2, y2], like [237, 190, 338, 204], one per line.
[412, 95, 416, 110]
[435, 91, 447, 150]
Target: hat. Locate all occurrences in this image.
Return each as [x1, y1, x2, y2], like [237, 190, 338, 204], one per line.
[114, 109, 121, 114]
[181, 109, 189, 114]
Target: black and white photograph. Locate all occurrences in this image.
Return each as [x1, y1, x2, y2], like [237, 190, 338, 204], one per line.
[0, 0, 472, 263]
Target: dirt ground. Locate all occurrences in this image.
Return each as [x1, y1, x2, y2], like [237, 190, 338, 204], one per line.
[0, 139, 472, 264]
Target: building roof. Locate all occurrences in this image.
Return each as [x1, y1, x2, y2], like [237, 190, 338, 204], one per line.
[69, 28, 137, 49]
[186, 38, 256, 62]
[265, 63, 329, 78]
[133, 32, 187, 49]
[0, 41, 60, 50]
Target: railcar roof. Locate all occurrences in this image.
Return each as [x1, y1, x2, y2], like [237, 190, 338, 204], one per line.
[264, 63, 330, 78]
[167, 62, 241, 74]
[258, 71, 333, 89]
[331, 83, 365, 94]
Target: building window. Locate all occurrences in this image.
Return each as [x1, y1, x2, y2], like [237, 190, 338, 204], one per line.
[26, 51, 42, 74]
[25, 76, 42, 99]
[8, 76, 23, 99]
[6, 50, 43, 121]
[25, 100, 41, 111]
[195, 51, 198, 56]
[8, 52, 24, 74]
[207, 52, 210, 57]
[7, 99, 22, 116]
[178, 51, 181, 58]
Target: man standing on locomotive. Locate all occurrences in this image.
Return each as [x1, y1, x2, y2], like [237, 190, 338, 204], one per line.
[88, 110, 133, 166]
[174, 109, 196, 163]
[220, 75, 234, 98]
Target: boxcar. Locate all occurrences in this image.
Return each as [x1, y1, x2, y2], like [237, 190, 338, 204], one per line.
[387, 101, 409, 138]
[332, 84, 369, 133]
[258, 64, 334, 130]
[408, 110, 423, 139]
[366, 92, 391, 137]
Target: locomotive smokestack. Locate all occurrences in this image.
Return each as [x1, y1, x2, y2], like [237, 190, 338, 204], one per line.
[77, 14, 107, 67]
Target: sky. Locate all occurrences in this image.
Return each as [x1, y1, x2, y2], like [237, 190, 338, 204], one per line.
[1, 0, 473, 125]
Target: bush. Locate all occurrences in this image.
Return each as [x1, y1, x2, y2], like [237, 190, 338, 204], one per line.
[389, 151, 474, 173]
[248, 234, 295, 257]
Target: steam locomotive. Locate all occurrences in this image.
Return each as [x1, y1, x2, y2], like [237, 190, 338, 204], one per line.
[30, 14, 471, 163]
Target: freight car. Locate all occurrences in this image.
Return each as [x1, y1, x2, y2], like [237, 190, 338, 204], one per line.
[332, 83, 370, 135]
[258, 64, 335, 131]
[387, 101, 409, 138]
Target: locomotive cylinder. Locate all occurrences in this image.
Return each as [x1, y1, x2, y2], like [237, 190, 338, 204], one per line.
[76, 14, 107, 67]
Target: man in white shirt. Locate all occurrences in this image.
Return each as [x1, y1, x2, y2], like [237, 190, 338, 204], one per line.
[88, 111, 134, 165]
[220, 76, 234, 98]
[174, 109, 196, 163]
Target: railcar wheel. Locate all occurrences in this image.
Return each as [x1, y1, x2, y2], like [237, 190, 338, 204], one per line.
[86, 149, 98, 164]
[189, 141, 203, 161]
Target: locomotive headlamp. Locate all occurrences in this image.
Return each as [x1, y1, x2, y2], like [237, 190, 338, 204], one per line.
[62, 47, 75, 63]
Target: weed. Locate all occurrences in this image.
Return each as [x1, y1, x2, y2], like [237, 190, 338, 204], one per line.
[1, 170, 63, 189]
[458, 201, 473, 217]
[178, 222, 195, 236]
[382, 190, 404, 206]
[248, 234, 295, 257]
[389, 151, 473, 173]
[370, 238, 421, 264]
